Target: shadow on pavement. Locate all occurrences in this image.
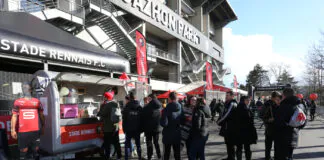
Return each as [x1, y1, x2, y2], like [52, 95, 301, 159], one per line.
[302, 127, 324, 130]
[250, 145, 324, 154]
[293, 152, 324, 159]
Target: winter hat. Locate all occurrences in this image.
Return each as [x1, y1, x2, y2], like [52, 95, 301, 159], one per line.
[104, 91, 114, 101]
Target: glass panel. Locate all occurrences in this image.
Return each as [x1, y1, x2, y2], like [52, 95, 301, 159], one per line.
[58, 82, 110, 119]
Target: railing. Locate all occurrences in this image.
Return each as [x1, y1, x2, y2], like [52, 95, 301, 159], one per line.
[2, 0, 85, 20]
[2, 0, 45, 12]
[90, 0, 135, 38]
[147, 43, 179, 62]
[57, 0, 85, 20]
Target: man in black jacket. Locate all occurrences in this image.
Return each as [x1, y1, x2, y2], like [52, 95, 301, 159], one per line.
[141, 94, 162, 160]
[122, 92, 143, 160]
[274, 88, 301, 160]
[217, 91, 238, 160]
[97, 91, 122, 160]
[160, 92, 182, 160]
[262, 92, 281, 160]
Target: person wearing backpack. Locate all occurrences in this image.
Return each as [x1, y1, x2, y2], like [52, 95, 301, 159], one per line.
[97, 91, 122, 160]
[141, 94, 162, 160]
[122, 92, 143, 160]
[274, 88, 306, 160]
[188, 97, 211, 160]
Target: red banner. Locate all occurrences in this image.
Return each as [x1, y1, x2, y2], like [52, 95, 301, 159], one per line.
[136, 30, 148, 83]
[0, 116, 17, 145]
[206, 62, 213, 90]
[234, 75, 238, 95]
[60, 123, 103, 144]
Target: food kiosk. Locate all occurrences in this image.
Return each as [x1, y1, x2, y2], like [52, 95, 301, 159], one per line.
[31, 70, 151, 156]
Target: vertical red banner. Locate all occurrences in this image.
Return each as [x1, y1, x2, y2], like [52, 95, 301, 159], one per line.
[136, 30, 148, 83]
[234, 75, 238, 96]
[206, 62, 213, 90]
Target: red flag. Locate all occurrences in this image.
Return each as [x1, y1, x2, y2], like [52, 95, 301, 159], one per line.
[119, 72, 135, 88]
[206, 62, 213, 90]
[136, 30, 148, 83]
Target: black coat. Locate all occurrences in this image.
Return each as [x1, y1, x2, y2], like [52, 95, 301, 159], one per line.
[160, 102, 182, 144]
[217, 99, 238, 144]
[274, 96, 300, 147]
[122, 100, 143, 133]
[262, 100, 279, 136]
[141, 98, 162, 133]
[235, 103, 257, 145]
[191, 105, 211, 138]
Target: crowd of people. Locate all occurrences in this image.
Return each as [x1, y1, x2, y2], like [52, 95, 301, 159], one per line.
[95, 87, 314, 160]
[9, 82, 316, 160]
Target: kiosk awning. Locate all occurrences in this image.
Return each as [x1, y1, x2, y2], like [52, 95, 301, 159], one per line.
[55, 73, 124, 86]
[0, 12, 130, 73]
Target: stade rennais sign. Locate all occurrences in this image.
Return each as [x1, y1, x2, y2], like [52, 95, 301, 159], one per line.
[0, 29, 128, 73]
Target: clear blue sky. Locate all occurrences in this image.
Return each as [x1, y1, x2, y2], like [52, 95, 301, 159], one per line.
[227, 0, 324, 57]
[223, 0, 324, 87]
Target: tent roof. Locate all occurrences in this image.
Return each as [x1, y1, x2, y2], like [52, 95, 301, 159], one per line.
[186, 84, 232, 95]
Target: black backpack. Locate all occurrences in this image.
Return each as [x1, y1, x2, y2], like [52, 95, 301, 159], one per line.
[126, 107, 142, 132]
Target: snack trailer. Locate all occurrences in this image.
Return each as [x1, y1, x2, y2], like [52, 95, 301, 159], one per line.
[30, 70, 151, 156]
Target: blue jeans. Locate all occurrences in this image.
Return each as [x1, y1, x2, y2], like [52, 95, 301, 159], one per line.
[125, 132, 141, 160]
[188, 134, 209, 160]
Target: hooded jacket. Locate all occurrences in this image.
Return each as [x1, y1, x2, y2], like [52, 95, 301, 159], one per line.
[160, 101, 182, 144]
[122, 100, 143, 133]
[191, 105, 211, 137]
[274, 96, 300, 147]
[141, 98, 162, 133]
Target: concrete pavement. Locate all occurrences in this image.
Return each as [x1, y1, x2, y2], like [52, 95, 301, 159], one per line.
[76, 113, 324, 160]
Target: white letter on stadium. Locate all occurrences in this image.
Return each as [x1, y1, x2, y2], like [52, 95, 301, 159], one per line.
[0, 39, 10, 50]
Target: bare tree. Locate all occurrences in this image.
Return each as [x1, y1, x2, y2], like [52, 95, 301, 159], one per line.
[304, 37, 324, 105]
[268, 62, 290, 84]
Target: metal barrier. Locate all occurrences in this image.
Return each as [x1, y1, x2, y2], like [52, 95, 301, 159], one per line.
[205, 90, 226, 106]
[134, 81, 152, 107]
[57, 0, 85, 20]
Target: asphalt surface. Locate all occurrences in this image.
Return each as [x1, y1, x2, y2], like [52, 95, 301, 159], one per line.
[71, 109, 324, 160]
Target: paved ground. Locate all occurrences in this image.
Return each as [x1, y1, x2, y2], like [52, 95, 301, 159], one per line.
[4, 107, 314, 159]
[74, 110, 324, 160]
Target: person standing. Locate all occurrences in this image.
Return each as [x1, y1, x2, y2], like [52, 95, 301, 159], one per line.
[122, 92, 143, 160]
[235, 96, 257, 160]
[11, 82, 45, 160]
[310, 100, 316, 121]
[217, 91, 238, 160]
[97, 91, 122, 160]
[274, 88, 303, 160]
[209, 99, 217, 122]
[188, 98, 211, 160]
[141, 94, 162, 160]
[160, 92, 182, 160]
[262, 92, 281, 160]
[180, 96, 196, 157]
